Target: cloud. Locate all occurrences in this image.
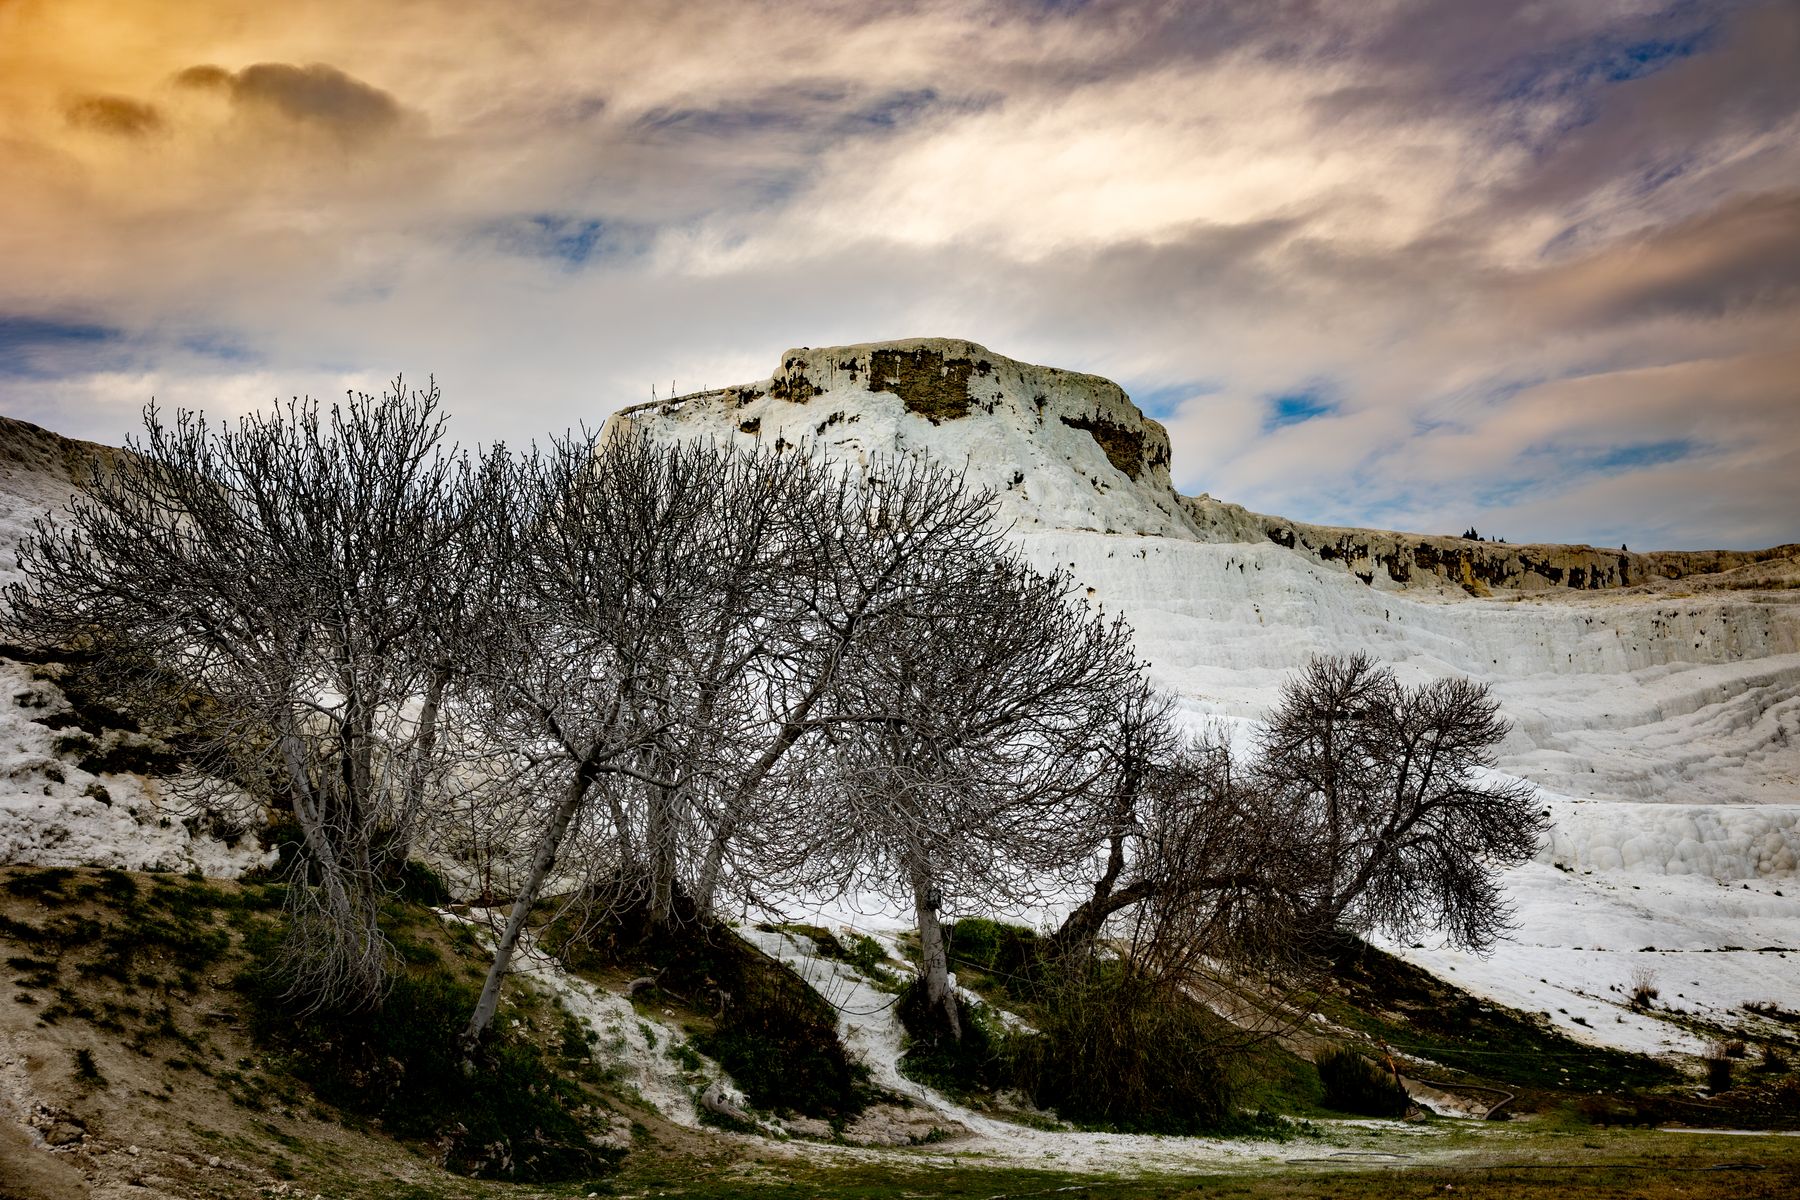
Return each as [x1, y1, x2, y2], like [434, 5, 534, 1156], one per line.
[0, 0, 1795, 550]
[176, 62, 408, 141]
[0, 316, 125, 379]
[1510, 190, 1800, 325]
[64, 95, 163, 137]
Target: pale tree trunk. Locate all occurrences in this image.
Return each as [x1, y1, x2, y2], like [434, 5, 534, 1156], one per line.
[461, 755, 601, 1058]
[909, 856, 961, 1040]
[282, 732, 358, 929]
[692, 663, 840, 913]
[393, 664, 449, 862]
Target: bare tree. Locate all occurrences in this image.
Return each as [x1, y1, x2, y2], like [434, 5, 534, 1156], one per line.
[4, 383, 479, 1011]
[1256, 651, 1548, 951]
[1054, 653, 1547, 966]
[1092, 729, 1337, 1035]
[688, 451, 1013, 917]
[816, 553, 1146, 1037]
[455, 435, 1021, 1049]
[455, 428, 709, 1052]
[1049, 678, 1178, 953]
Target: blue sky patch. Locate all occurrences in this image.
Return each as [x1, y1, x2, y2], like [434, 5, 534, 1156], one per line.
[1264, 389, 1338, 431]
[0, 315, 122, 377]
[635, 103, 806, 139]
[844, 88, 940, 131]
[1586, 438, 1698, 472]
[488, 214, 635, 268]
[1596, 23, 1714, 84]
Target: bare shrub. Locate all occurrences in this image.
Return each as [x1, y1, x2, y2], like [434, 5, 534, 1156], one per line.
[1704, 1042, 1734, 1093]
[1316, 1046, 1409, 1117]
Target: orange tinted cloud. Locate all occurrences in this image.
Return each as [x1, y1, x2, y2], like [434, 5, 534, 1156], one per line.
[64, 94, 163, 136]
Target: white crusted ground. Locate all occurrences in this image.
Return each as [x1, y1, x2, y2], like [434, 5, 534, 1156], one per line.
[0, 659, 273, 877]
[620, 339, 1800, 1060]
[0, 448, 274, 878]
[745, 925, 1381, 1171]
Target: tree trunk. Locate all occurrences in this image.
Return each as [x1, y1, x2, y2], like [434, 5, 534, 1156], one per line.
[461, 754, 600, 1059]
[1052, 876, 1156, 953]
[646, 767, 679, 930]
[393, 664, 449, 861]
[909, 859, 960, 1040]
[693, 672, 836, 913]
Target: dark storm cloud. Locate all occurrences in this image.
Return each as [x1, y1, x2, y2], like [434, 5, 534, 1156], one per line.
[64, 95, 164, 137]
[175, 62, 408, 140]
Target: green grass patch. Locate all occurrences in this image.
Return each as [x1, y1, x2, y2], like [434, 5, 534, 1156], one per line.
[1323, 939, 1678, 1096]
[3, 866, 75, 902]
[945, 917, 1043, 1003]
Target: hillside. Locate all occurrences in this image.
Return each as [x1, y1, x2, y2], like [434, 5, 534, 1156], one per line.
[3, 352, 1798, 1195]
[1, 417, 273, 878]
[610, 337, 1800, 1060]
[0, 417, 122, 598]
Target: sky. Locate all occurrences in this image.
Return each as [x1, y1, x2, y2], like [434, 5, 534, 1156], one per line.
[1, 0, 1796, 550]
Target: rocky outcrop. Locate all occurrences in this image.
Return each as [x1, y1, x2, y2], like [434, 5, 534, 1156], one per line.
[608, 337, 1198, 538]
[0, 415, 122, 482]
[1183, 493, 1800, 596]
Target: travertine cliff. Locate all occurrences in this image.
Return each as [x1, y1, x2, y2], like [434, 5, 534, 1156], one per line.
[609, 338, 1799, 596]
[611, 337, 1199, 538]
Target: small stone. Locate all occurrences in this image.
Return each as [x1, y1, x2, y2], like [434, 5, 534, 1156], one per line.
[44, 1121, 85, 1147]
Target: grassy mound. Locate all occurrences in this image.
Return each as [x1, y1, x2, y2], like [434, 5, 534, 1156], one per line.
[1323, 939, 1678, 1095]
[0, 865, 625, 1185]
[1011, 962, 1238, 1133]
[547, 892, 870, 1121]
[892, 935, 1248, 1135]
[243, 956, 616, 1180]
[235, 893, 628, 1182]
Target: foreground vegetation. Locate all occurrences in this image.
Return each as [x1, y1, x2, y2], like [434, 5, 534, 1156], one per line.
[3, 865, 1798, 1199]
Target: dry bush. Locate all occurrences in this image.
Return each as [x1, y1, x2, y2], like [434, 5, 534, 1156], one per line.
[1628, 966, 1660, 1009]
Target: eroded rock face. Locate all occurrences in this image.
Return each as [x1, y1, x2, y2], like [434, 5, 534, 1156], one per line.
[867, 345, 979, 423]
[1183, 493, 1800, 595]
[609, 337, 1197, 538]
